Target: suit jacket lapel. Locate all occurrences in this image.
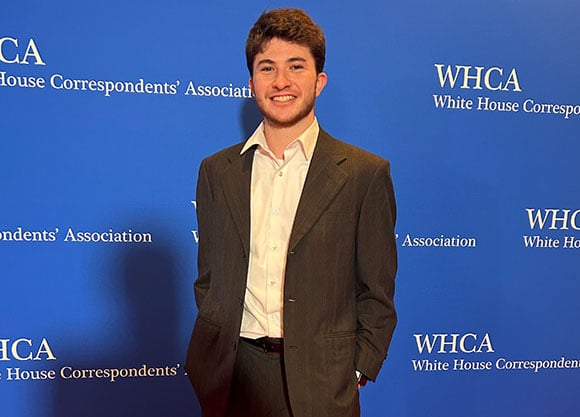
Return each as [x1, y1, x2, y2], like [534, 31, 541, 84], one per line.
[220, 146, 254, 258]
[289, 131, 348, 252]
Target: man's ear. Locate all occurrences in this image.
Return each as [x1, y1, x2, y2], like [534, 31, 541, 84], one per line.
[315, 72, 328, 97]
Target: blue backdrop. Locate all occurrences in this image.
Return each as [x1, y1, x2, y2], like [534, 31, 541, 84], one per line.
[1, 1, 579, 416]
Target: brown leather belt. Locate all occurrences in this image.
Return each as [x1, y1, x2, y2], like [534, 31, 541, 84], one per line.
[241, 337, 284, 353]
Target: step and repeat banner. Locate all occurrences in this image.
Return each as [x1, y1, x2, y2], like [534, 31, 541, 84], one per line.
[1, 1, 578, 416]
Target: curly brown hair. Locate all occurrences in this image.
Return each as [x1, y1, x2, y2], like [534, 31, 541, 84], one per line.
[245, 8, 326, 76]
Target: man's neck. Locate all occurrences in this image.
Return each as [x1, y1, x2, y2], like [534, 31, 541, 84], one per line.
[263, 116, 315, 159]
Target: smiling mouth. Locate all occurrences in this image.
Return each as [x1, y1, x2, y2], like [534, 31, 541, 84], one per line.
[271, 95, 296, 102]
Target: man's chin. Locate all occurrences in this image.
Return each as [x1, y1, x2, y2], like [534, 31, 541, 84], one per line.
[267, 118, 304, 129]
[261, 109, 315, 130]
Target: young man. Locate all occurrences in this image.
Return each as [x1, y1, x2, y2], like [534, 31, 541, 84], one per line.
[186, 8, 397, 417]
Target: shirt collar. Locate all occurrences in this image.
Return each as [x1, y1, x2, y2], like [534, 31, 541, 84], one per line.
[240, 118, 320, 160]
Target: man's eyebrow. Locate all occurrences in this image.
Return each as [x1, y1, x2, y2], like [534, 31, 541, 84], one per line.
[255, 57, 307, 66]
[287, 57, 307, 63]
[256, 58, 275, 66]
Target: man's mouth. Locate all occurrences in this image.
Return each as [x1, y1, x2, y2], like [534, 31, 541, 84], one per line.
[271, 95, 296, 102]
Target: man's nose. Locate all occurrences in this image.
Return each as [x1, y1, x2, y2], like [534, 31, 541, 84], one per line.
[273, 70, 291, 89]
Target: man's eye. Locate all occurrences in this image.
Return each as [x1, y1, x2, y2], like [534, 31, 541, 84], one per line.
[291, 65, 304, 70]
[260, 66, 273, 72]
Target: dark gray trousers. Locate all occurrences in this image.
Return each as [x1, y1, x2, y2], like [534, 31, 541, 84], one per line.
[225, 339, 293, 417]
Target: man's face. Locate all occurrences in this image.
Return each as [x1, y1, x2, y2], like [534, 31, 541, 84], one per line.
[250, 37, 327, 130]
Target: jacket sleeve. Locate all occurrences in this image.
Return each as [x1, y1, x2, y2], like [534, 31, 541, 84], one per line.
[354, 159, 398, 381]
[193, 159, 213, 310]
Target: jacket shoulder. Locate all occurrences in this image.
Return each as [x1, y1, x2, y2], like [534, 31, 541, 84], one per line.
[202, 142, 245, 164]
[318, 128, 391, 171]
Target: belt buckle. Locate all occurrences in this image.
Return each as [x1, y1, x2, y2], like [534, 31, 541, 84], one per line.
[259, 337, 281, 353]
[260, 337, 273, 353]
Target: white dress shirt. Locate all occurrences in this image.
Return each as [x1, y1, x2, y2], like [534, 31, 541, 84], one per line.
[239, 119, 319, 339]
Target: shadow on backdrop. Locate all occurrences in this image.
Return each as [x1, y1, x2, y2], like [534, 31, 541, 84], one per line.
[239, 96, 261, 139]
[50, 98, 263, 416]
[51, 236, 200, 417]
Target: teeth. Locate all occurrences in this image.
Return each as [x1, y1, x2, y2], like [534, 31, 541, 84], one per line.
[272, 96, 294, 102]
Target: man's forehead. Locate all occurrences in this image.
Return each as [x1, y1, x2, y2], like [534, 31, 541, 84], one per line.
[257, 38, 311, 55]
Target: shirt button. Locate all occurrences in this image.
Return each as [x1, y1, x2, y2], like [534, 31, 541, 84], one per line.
[278, 171, 283, 177]
[273, 208, 280, 215]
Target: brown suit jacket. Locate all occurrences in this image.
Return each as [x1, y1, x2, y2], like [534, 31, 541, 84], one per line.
[185, 129, 397, 417]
